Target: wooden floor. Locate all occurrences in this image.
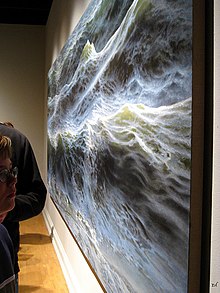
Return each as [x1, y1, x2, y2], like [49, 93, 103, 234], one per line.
[18, 214, 69, 293]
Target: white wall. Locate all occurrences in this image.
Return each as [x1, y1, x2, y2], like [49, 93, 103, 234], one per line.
[44, 1, 103, 292]
[210, 1, 220, 291]
[0, 24, 46, 178]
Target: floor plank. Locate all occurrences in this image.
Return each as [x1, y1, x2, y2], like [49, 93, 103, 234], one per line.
[18, 214, 69, 292]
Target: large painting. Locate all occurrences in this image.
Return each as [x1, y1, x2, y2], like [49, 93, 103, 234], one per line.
[47, 0, 192, 292]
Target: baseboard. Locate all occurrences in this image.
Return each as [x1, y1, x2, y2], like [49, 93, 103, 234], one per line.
[42, 209, 81, 293]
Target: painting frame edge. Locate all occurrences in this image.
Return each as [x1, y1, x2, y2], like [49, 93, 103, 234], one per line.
[189, 0, 213, 292]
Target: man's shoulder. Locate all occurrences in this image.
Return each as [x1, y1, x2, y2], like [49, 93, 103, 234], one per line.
[0, 224, 11, 246]
[0, 223, 9, 237]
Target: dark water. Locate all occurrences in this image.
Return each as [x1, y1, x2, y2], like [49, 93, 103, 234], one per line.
[48, 0, 192, 292]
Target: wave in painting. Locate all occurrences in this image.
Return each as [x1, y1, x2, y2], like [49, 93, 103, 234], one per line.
[47, 0, 192, 292]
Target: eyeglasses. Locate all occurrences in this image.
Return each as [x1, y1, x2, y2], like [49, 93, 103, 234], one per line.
[0, 167, 18, 184]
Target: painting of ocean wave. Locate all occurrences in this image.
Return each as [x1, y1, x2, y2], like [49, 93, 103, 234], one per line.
[47, 0, 192, 292]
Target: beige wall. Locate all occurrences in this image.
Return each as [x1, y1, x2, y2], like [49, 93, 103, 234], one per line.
[44, 1, 103, 292]
[0, 24, 46, 178]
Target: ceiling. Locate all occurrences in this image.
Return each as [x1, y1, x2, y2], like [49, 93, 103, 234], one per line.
[0, 0, 53, 25]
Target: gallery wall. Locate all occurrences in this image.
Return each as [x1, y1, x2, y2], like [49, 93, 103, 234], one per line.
[0, 24, 46, 178]
[44, 1, 103, 292]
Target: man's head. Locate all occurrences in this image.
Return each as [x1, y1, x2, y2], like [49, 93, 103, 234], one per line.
[0, 135, 17, 221]
[0, 121, 14, 128]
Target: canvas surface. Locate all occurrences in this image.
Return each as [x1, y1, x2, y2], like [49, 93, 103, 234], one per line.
[47, 0, 192, 292]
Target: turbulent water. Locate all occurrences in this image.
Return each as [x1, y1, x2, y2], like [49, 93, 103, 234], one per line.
[47, 0, 192, 292]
